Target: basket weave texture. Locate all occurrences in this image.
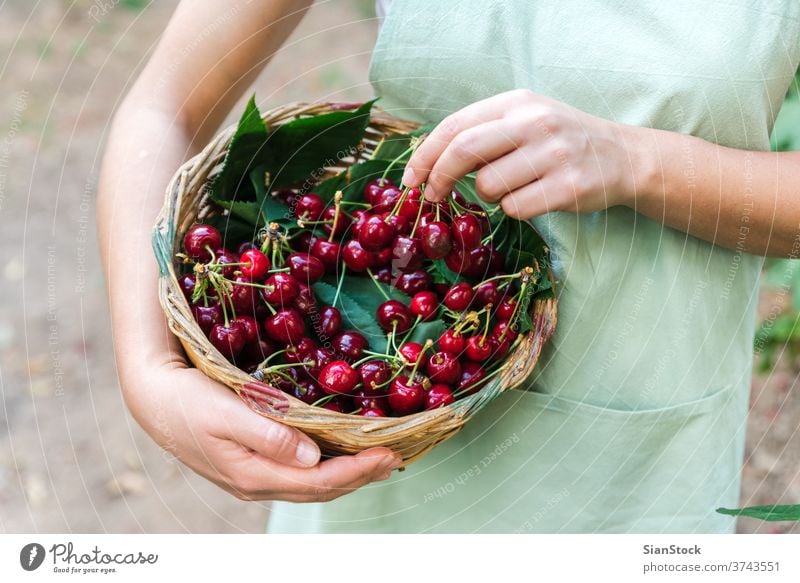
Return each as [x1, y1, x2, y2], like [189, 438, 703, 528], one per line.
[153, 101, 558, 465]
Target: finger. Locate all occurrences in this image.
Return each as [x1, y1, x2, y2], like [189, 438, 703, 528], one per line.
[403, 91, 533, 192]
[217, 398, 322, 468]
[474, 145, 557, 203]
[500, 177, 570, 220]
[422, 118, 526, 202]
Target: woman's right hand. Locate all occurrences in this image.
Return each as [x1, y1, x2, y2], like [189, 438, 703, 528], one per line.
[128, 362, 402, 502]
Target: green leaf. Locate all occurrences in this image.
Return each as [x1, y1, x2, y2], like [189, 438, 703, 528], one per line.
[205, 213, 259, 250]
[716, 504, 800, 522]
[371, 133, 414, 162]
[405, 320, 447, 346]
[312, 274, 409, 353]
[265, 99, 378, 189]
[430, 258, 460, 285]
[211, 96, 269, 202]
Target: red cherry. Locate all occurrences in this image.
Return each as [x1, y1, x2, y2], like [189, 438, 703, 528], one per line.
[213, 248, 238, 278]
[318, 306, 342, 339]
[462, 245, 492, 278]
[237, 241, 258, 255]
[261, 273, 300, 306]
[333, 331, 369, 361]
[425, 384, 455, 410]
[443, 282, 474, 311]
[444, 247, 469, 274]
[294, 193, 325, 221]
[183, 224, 222, 261]
[342, 239, 373, 272]
[364, 177, 393, 205]
[294, 231, 316, 253]
[358, 360, 392, 394]
[426, 351, 462, 384]
[240, 337, 277, 367]
[228, 275, 259, 312]
[319, 360, 360, 395]
[264, 308, 306, 344]
[489, 330, 512, 360]
[382, 212, 410, 235]
[374, 266, 392, 284]
[388, 376, 425, 415]
[354, 390, 390, 414]
[439, 330, 465, 355]
[285, 336, 318, 364]
[192, 303, 222, 335]
[232, 315, 260, 343]
[322, 206, 350, 238]
[497, 297, 517, 320]
[310, 239, 342, 272]
[465, 336, 493, 361]
[391, 235, 424, 271]
[292, 282, 317, 316]
[393, 270, 432, 295]
[397, 187, 423, 219]
[493, 321, 519, 343]
[322, 396, 353, 412]
[286, 252, 325, 284]
[360, 407, 386, 417]
[240, 249, 270, 280]
[178, 273, 197, 302]
[293, 379, 325, 405]
[458, 361, 487, 395]
[376, 300, 413, 332]
[398, 342, 424, 366]
[419, 221, 453, 259]
[372, 185, 403, 213]
[488, 246, 504, 272]
[451, 214, 482, 251]
[272, 365, 301, 393]
[372, 247, 392, 267]
[359, 215, 396, 251]
[209, 321, 247, 359]
[349, 209, 370, 239]
[475, 281, 500, 307]
[303, 347, 335, 380]
[410, 291, 438, 321]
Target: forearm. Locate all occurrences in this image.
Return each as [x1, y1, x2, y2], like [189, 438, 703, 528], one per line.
[629, 127, 800, 257]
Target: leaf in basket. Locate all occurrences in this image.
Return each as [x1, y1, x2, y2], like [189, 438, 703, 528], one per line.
[249, 166, 295, 226]
[429, 258, 460, 286]
[315, 159, 405, 203]
[370, 122, 436, 161]
[211, 95, 269, 202]
[206, 213, 259, 249]
[405, 320, 447, 346]
[312, 274, 410, 353]
[265, 99, 379, 189]
[716, 504, 800, 522]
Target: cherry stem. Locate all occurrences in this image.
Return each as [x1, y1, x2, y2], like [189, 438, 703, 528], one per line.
[267, 362, 310, 373]
[452, 365, 506, 399]
[483, 214, 507, 245]
[366, 268, 391, 301]
[473, 271, 522, 290]
[268, 267, 291, 274]
[311, 394, 338, 407]
[398, 314, 423, 346]
[256, 349, 288, 369]
[381, 143, 416, 182]
[340, 200, 370, 208]
[327, 191, 343, 243]
[435, 199, 441, 222]
[386, 185, 411, 221]
[374, 364, 406, 389]
[408, 340, 433, 380]
[409, 186, 426, 238]
[332, 263, 347, 307]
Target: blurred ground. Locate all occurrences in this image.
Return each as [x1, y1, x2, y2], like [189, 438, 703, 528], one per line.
[0, 0, 797, 533]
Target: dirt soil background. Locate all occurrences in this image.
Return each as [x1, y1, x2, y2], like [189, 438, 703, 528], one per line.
[0, 0, 798, 533]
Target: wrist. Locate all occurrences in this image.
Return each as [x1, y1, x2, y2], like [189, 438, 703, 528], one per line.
[617, 124, 663, 210]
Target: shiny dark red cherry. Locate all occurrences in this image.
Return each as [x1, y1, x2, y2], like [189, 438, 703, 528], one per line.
[322, 206, 350, 237]
[284, 336, 318, 364]
[372, 247, 392, 267]
[319, 306, 342, 339]
[310, 239, 341, 271]
[292, 282, 317, 316]
[465, 335, 493, 361]
[372, 185, 403, 213]
[496, 297, 517, 320]
[303, 347, 335, 380]
[383, 212, 410, 235]
[388, 376, 425, 415]
[493, 321, 519, 343]
[357, 360, 392, 394]
[374, 266, 392, 284]
[398, 342, 424, 366]
[443, 282, 474, 311]
[228, 275, 258, 312]
[240, 337, 277, 366]
[240, 249, 270, 280]
[488, 246, 504, 272]
[489, 330, 512, 360]
[209, 321, 247, 359]
[458, 361, 487, 395]
[333, 331, 369, 361]
[410, 291, 438, 321]
[451, 214, 482, 251]
[178, 273, 197, 302]
[261, 272, 300, 306]
[425, 384, 455, 410]
[294, 231, 316, 253]
[439, 329, 465, 355]
[397, 187, 423, 219]
[264, 308, 306, 344]
[192, 303, 222, 335]
[272, 364, 301, 393]
[319, 360, 360, 395]
[286, 252, 325, 284]
[426, 351, 462, 385]
[475, 280, 500, 307]
[294, 193, 325, 221]
[183, 224, 222, 261]
[376, 300, 413, 332]
[342, 239, 373, 272]
[293, 379, 325, 405]
[232, 315, 260, 343]
[443, 246, 469, 274]
[359, 215, 396, 251]
[364, 177, 394, 205]
[391, 235, 424, 271]
[322, 396, 353, 413]
[360, 407, 386, 417]
[213, 248, 238, 278]
[349, 209, 370, 239]
[462, 245, 492, 278]
[353, 391, 390, 414]
[419, 221, 453, 259]
[393, 270, 431, 295]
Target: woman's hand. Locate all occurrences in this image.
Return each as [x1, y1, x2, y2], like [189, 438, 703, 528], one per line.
[128, 362, 402, 502]
[403, 89, 643, 219]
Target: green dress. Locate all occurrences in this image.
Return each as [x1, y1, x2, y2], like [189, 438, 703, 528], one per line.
[268, 0, 800, 533]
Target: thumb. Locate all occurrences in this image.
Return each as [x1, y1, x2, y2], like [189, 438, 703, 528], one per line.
[222, 402, 322, 468]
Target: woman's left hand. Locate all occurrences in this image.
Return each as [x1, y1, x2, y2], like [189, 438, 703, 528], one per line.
[402, 89, 644, 219]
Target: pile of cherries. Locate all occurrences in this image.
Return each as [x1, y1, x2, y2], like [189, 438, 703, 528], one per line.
[178, 174, 533, 417]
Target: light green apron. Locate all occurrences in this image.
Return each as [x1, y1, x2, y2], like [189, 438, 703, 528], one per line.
[268, 0, 800, 532]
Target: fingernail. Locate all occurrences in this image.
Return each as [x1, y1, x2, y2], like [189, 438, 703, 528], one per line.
[402, 167, 415, 186]
[383, 455, 403, 472]
[296, 442, 319, 466]
[423, 186, 437, 202]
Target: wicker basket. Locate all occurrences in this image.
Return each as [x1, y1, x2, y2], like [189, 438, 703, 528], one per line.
[153, 101, 558, 466]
